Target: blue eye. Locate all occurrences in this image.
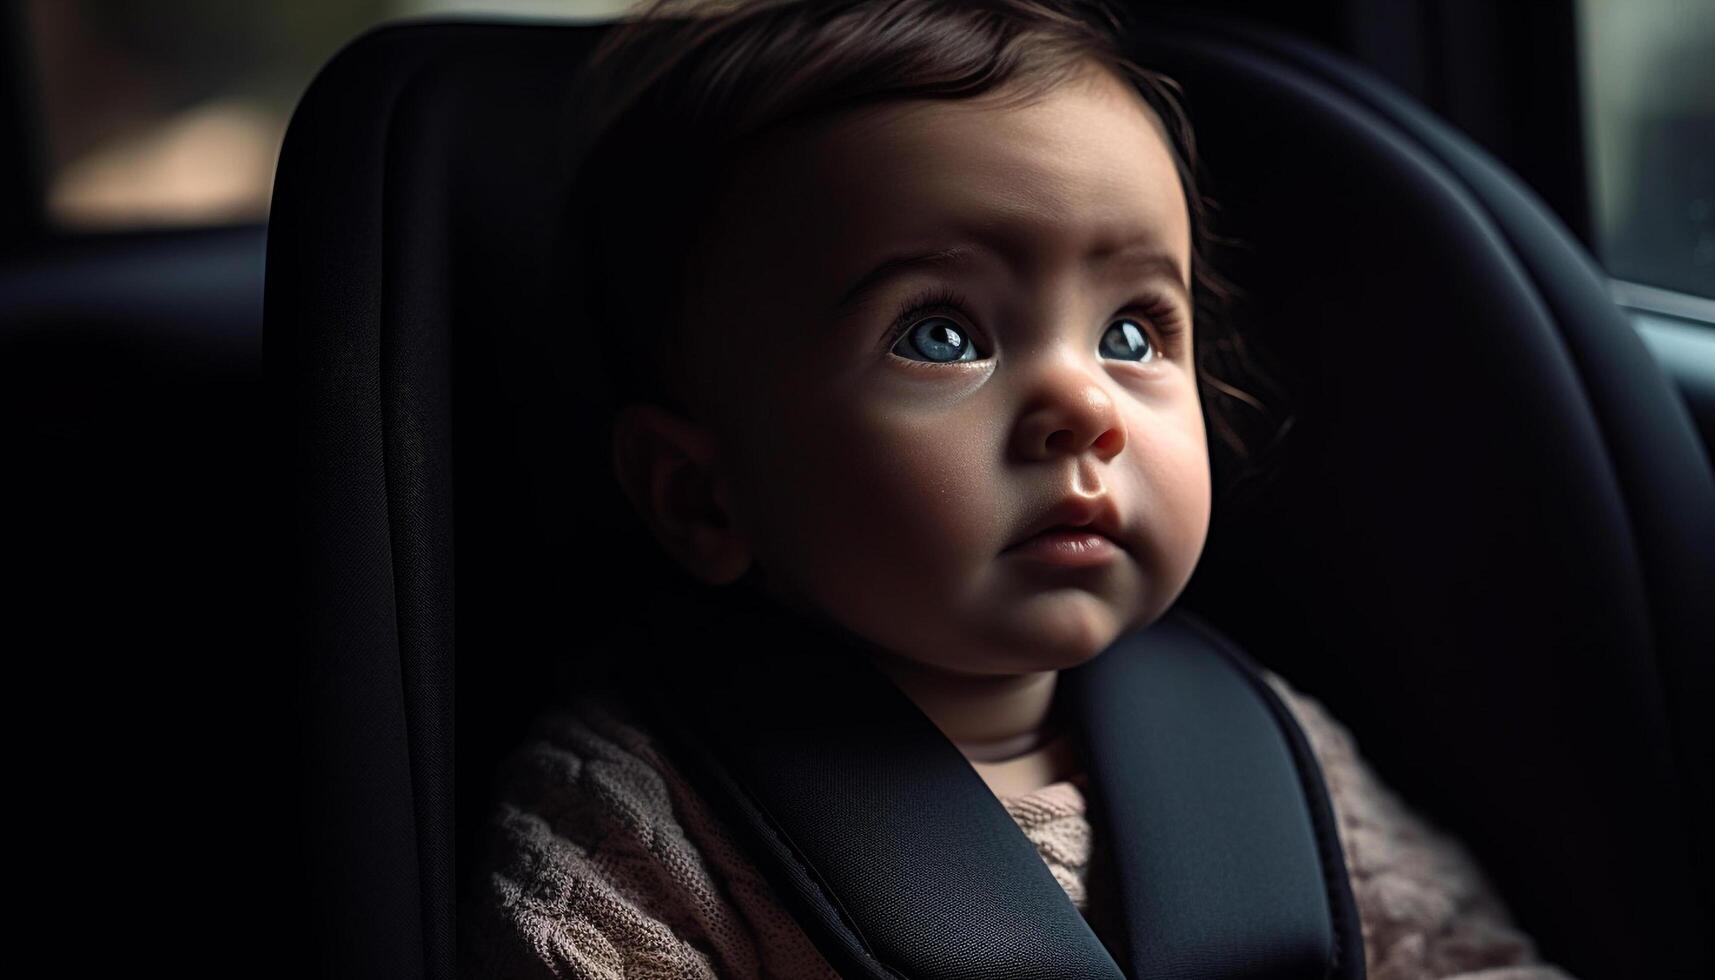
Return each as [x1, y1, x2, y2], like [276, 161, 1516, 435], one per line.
[881, 285, 1178, 366]
[891, 315, 981, 364]
[1100, 319, 1157, 362]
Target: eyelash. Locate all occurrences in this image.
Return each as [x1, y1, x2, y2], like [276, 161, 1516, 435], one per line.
[879, 285, 1186, 363]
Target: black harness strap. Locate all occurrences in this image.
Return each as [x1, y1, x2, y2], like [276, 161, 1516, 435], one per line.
[1060, 609, 1365, 980]
[627, 586, 1363, 980]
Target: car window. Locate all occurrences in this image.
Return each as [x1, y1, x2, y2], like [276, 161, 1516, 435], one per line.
[22, 0, 637, 231]
[1577, 0, 1715, 302]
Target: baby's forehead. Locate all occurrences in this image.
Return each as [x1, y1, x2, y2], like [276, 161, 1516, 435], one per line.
[701, 88, 1188, 293]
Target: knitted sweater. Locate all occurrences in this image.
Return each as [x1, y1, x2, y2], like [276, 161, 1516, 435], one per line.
[458, 668, 1576, 980]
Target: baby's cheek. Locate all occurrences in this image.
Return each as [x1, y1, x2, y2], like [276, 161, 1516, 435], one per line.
[838, 417, 991, 562]
[1131, 412, 1214, 610]
[789, 410, 997, 611]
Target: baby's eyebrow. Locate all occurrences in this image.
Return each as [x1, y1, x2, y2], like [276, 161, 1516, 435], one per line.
[830, 240, 1189, 316]
[1099, 247, 1191, 306]
[831, 245, 975, 316]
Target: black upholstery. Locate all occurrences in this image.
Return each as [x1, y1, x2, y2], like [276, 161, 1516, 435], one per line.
[264, 14, 1715, 980]
[1138, 14, 1715, 979]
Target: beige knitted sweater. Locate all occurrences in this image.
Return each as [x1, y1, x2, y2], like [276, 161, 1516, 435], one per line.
[458, 668, 1576, 980]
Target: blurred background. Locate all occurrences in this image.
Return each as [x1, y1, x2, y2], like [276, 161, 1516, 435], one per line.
[22, 1, 634, 230]
[11, 0, 1712, 297]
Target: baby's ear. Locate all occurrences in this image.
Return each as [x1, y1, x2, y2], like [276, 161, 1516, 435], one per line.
[609, 402, 753, 586]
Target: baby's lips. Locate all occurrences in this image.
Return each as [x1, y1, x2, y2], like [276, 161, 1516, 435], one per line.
[1002, 493, 1127, 553]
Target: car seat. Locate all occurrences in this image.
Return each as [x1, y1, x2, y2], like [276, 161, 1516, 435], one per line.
[262, 10, 1715, 980]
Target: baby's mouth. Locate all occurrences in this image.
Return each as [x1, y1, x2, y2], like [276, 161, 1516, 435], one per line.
[1002, 493, 1128, 557]
[1001, 527, 1124, 566]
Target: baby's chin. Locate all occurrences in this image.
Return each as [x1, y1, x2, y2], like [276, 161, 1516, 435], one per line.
[791, 568, 1150, 676]
[944, 591, 1137, 674]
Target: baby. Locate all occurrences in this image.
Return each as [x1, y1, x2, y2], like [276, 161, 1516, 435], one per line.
[459, 1, 1576, 977]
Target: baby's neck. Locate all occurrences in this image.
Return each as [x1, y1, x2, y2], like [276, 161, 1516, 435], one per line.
[959, 726, 1057, 762]
[967, 728, 1082, 799]
[746, 576, 1078, 791]
[953, 688, 1080, 799]
[863, 648, 1065, 761]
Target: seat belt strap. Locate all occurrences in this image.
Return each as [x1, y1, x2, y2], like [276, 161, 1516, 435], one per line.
[628, 585, 1363, 979]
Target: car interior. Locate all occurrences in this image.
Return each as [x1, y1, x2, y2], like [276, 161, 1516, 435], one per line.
[5, 2, 1712, 978]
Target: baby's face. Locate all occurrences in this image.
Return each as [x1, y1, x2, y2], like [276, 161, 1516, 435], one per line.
[677, 63, 1209, 677]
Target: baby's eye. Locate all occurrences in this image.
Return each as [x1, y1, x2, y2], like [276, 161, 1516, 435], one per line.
[881, 286, 1172, 367]
[1099, 318, 1158, 363]
[890, 315, 983, 364]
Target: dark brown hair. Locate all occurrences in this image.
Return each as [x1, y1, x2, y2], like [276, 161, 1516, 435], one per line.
[564, 0, 1293, 506]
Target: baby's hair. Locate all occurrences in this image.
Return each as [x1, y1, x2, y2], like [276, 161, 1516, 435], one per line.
[563, 0, 1295, 508]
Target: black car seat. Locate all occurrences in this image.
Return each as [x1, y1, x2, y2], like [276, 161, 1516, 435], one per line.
[263, 11, 1715, 980]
